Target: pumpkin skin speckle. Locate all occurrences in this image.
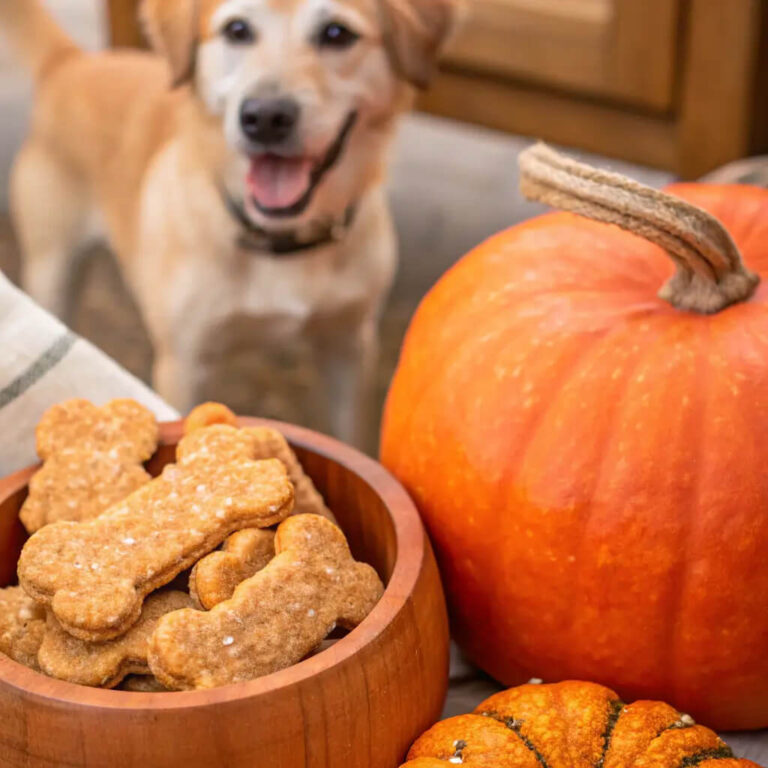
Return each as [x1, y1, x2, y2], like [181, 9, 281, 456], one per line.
[401, 682, 760, 768]
[381, 184, 768, 730]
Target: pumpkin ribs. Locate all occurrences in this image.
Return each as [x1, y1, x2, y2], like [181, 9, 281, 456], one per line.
[495, 715, 551, 768]
[597, 700, 625, 768]
[401, 682, 759, 768]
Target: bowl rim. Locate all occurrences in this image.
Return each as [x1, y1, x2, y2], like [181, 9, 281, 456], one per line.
[0, 417, 426, 711]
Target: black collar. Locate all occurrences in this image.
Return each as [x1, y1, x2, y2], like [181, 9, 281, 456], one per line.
[221, 191, 358, 256]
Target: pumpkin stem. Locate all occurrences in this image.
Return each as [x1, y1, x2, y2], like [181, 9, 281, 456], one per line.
[518, 142, 759, 314]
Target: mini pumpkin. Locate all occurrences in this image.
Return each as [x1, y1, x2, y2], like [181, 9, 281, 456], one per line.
[401, 681, 760, 768]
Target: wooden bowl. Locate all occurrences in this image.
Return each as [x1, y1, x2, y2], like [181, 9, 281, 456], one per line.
[0, 419, 449, 768]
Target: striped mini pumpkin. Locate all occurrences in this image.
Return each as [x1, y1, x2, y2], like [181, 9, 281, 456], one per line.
[402, 681, 760, 768]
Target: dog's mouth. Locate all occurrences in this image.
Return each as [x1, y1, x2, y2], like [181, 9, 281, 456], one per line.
[245, 112, 358, 219]
[247, 156, 314, 212]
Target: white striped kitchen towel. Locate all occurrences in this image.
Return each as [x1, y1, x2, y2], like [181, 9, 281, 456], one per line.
[0, 272, 178, 475]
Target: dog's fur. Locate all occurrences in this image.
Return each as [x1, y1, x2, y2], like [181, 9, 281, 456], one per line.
[0, 0, 455, 448]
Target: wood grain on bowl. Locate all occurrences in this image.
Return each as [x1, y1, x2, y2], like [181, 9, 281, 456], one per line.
[0, 419, 449, 768]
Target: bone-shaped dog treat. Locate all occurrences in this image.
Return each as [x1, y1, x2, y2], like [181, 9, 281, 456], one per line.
[185, 418, 337, 608]
[149, 514, 384, 690]
[184, 404, 335, 522]
[18, 425, 294, 642]
[190, 528, 276, 610]
[187, 422, 336, 608]
[184, 402, 238, 434]
[20, 399, 158, 533]
[244, 427, 336, 521]
[0, 587, 46, 670]
[38, 591, 192, 688]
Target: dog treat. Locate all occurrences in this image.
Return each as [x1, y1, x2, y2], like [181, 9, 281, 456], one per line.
[18, 425, 294, 642]
[190, 528, 276, 610]
[119, 675, 168, 693]
[185, 402, 238, 434]
[185, 404, 334, 522]
[187, 422, 336, 609]
[244, 427, 335, 521]
[0, 587, 46, 670]
[20, 399, 158, 533]
[38, 591, 192, 688]
[149, 514, 384, 690]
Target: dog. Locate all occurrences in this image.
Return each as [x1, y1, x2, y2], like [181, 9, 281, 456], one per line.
[0, 0, 455, 449]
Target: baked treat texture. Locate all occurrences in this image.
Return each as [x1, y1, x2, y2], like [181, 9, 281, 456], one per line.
[190, 528, 275, 610]
[18, 425, 293, 641]
[149, 514, 383, 690]
[38, 590, 192, 688]
[0, 586, 46, 670]
[20, 399, 157, 533]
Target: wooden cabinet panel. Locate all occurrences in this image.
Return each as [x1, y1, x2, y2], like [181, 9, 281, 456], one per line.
[424, 0, 768, 177]
[445, 0, 682, 111]
[678, 0, 766, 177]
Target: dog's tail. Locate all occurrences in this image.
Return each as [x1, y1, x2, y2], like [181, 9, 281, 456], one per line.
[0, 0, 80, 81]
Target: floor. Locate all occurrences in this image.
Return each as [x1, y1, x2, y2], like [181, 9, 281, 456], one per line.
[0, 113, 673, 437]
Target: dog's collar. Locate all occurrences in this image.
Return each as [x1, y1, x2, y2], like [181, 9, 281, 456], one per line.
[221, 190, 358, 257]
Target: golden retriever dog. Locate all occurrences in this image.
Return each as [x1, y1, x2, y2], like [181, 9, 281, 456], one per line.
[0, 0, 455, 448]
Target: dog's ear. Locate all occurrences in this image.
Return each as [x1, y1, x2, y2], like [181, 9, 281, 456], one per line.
[141, 0, 199, 87]
[378, 0, 456, 89]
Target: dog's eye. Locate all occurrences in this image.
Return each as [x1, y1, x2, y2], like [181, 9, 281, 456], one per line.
[316, 21, 359, 49]
[223, 18, 256, 44]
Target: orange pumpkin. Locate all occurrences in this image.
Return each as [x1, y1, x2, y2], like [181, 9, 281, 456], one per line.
[401, 681, 760, 768]
[381, 145, 768, 729]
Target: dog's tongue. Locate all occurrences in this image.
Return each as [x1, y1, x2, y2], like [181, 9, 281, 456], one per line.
[247, 156, 313, 210]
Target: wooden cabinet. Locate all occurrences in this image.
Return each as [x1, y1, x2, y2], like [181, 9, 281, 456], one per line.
[421, 0, 768, 177]
[445, 0, 681, 110]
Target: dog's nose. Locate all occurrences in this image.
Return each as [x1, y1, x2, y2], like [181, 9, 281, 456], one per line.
[239, 98, 300, 145]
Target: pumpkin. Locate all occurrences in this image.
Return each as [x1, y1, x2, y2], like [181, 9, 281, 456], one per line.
[380, 144, 768, 730]
[401, 681, 760, 768]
